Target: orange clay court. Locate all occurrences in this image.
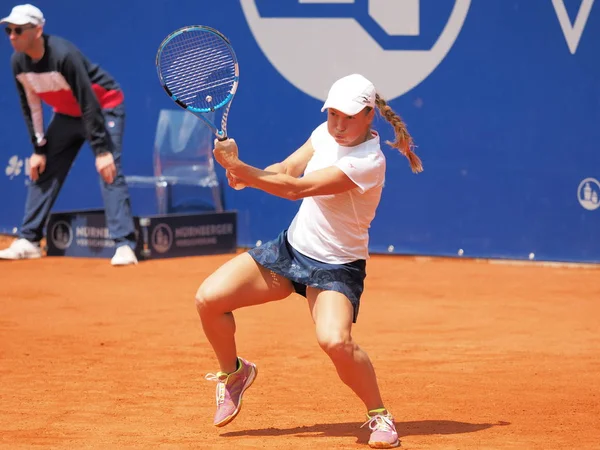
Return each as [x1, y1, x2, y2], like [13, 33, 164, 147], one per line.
[0, 234, 599, 450]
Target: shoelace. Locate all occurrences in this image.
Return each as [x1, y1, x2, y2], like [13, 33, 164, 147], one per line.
[205, 373, 227, 406]
[361, 413, 396, 432]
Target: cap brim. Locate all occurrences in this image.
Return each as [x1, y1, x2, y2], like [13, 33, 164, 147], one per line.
[1, 14, 33, 25]
[321, 100, 366, 116]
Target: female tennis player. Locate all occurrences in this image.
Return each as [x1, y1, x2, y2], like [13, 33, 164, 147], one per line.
[198, 73, 422, 449]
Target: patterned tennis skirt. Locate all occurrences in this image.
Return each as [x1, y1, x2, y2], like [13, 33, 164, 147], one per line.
[247, 230, 366, 322]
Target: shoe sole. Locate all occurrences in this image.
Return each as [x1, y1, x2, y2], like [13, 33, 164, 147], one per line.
[214, 364, 257, 427]
[111, 261, 138, 266]
[0, 254, 42, 260]
[368, 439, 400, 449]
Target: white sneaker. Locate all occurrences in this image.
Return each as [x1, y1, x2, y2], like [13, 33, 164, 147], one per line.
[0, 238, 42, 260]
[111, 245, 138, 266]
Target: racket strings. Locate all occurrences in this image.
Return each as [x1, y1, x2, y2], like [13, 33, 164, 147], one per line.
[159, 30, 237, 111]
[164, 47, 231, 83]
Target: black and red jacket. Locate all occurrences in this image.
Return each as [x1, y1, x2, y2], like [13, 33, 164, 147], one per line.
[11, 34, 124, 156]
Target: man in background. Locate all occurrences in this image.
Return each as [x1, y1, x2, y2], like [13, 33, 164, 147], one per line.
[0, 4, 138, 265]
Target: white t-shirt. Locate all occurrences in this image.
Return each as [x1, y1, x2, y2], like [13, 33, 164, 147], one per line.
[287, 122, 386, 264]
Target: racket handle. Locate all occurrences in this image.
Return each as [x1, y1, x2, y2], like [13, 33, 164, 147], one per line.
[233, 182, 246, 190]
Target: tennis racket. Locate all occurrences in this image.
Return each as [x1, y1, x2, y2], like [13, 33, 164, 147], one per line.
[156, 25, 239, 141]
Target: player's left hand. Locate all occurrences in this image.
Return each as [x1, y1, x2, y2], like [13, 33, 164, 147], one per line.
[226, 169, 246, 190]
[213, 138, 239, 169]
[95, 152, 117, 184]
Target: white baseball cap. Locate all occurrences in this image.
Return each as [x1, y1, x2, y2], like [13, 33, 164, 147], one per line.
[1, 4, 45, 26]
[321, 74, 376, 116]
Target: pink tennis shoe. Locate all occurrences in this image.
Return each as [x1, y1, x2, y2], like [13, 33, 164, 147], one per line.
[362, 412, 400, 448]
[205, 357, 257, 427]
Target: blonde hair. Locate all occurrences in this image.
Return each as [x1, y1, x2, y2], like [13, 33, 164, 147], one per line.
[372, 94, 423, 173]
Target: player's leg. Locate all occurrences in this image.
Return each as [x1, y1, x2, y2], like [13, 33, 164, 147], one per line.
[13, 115, 84, 254]
[97, 104, 137, 265]
[196, 252, 294, 372]
[307, 287, 399, 448]
[308, 287, 385, 410]
[196, 251, 294, 427]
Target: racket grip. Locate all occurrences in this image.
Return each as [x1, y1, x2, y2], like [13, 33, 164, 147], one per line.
[233, 182, 246, 191]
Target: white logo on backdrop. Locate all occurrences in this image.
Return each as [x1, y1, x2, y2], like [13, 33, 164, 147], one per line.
[5, 155, 24, 179]
[240, 0, 471, 101]
[578, 177, 600, 211]
[5, 155, 31, 185]
[552, 0, 594, 54]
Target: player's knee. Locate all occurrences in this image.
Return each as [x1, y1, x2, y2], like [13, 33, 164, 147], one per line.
[194, 281, 222, 315]
[316, 330, 354, 359]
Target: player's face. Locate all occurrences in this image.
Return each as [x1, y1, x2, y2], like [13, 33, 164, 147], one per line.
[5, 23, 39, 53]
[327, 107, 374, 147]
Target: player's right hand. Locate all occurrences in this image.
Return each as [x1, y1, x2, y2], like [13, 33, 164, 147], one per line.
[29, 153, 46, 181]
[213, 138, 239, 169]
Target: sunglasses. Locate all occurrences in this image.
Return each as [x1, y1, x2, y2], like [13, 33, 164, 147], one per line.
[4, 25, 36, 36]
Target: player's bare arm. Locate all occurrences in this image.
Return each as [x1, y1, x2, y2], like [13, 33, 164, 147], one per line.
[213, 138, 357, 200]
[269, 138, 315, 177]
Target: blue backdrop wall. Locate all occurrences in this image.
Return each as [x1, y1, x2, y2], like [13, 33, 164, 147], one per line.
[1, 0, 599, 263]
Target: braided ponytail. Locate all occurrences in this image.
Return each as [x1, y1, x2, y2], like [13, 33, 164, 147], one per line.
[374, 94, 423, 173]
